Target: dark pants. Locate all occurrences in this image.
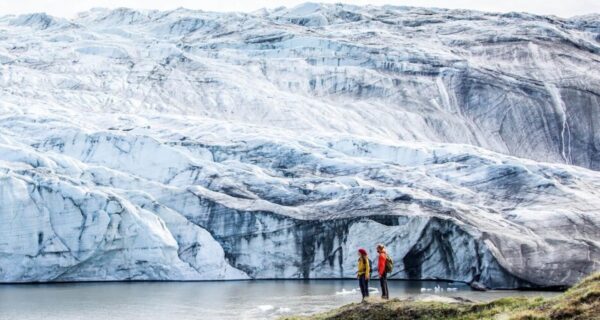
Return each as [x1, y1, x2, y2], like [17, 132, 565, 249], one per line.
[379, 273, 389, 299]
[358, 275, 369, 299]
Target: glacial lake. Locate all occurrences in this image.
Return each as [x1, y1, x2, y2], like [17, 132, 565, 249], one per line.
[0, 280, 560, 320]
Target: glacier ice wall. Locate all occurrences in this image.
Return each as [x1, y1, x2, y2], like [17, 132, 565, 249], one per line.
[0, 4, 599, 288]
[1, 113, 598, 287]
[1, 5, 599, 168]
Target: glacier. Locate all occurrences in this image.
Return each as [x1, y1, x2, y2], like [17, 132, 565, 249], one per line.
[0, 3, 599, 288]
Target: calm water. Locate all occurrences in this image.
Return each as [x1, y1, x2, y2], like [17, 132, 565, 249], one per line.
[0, 280, 559, 320]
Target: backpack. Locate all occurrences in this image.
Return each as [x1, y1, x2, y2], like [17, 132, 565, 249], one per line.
[385, 254, 394, 274]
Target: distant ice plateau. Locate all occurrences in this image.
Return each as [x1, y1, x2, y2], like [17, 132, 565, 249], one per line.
[0, 3, 599, 288]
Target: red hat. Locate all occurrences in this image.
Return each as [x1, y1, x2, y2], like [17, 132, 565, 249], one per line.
[358, 248, 367, 255]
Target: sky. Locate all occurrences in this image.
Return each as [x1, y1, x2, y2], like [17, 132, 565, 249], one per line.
[1, 0, 599, 18]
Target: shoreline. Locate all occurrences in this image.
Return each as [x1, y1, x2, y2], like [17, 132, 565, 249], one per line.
[0, 278, 567, 291]
[281, 272, 599, 320]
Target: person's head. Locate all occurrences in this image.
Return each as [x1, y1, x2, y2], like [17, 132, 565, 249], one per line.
[376, 244, 385, 253]
[358, 248, 367, 257]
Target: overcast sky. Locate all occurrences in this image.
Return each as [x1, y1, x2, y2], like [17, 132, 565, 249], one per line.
[2, 0, 599, 18]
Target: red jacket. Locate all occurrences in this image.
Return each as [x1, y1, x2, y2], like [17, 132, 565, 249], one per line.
[378, 252, 386, 276]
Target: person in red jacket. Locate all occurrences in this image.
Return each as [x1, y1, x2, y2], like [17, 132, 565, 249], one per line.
[377, 244, 389, 299]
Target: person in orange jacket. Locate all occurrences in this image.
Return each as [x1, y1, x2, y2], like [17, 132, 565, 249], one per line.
[357, 248, 370, 301]
[377, 244, 389, 299]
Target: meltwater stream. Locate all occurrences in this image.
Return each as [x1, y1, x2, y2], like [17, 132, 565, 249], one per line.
[0, 280, 560, 320]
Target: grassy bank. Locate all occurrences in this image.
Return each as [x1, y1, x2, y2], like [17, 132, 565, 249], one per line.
[283, 272, 600, 320]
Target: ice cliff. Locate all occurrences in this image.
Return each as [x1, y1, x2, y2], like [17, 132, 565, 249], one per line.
[0, 3, 599, 288]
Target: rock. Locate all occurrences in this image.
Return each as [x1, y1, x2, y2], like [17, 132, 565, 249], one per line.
[470, 281, 488, 292]
[412, 295, 468, 304]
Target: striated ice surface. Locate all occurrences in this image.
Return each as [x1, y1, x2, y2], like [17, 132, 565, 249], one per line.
[0, 3, 599, 288]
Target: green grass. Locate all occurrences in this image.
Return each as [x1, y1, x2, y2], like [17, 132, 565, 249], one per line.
[282, 272, 600, 320]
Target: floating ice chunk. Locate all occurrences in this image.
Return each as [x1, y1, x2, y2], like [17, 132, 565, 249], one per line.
[335, 288, 358, 295]
[277, 307, 292, 313]
[257, 305, 274, 312]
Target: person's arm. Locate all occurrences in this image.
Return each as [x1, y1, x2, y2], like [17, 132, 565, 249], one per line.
[366, 259, 370, 279]
[378, 253, 386, 277]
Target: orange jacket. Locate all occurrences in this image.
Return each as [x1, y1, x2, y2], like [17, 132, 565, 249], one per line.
[378, 252, 386, 276]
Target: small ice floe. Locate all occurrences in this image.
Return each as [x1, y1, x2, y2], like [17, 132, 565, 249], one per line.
[421, 287, 433, 292]
[336, 288, 358, 295]
[434, 285, 443, 292]
[368, 287, 379, 293]
[447, 287, 458, 292]
[257, 305, 274, 312]
[277, 307, 291, 313]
